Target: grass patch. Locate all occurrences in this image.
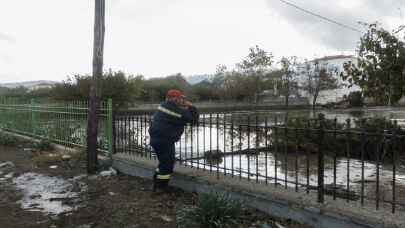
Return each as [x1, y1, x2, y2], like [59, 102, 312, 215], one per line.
[32, 139, 53, 151]
[32, 153, 63, 166]
[32, 150, 85, 167]
[177, 192, 243, 228]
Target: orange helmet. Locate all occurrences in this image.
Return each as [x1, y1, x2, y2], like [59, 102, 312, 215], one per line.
[166, 89, 185, 99]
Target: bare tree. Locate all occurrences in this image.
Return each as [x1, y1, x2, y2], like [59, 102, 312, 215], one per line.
[301, 60, 339, 110]
[87, 0, 105, 174]
[280, 56, 299, 110]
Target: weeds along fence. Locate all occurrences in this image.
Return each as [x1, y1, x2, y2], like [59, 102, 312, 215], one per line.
[0, 98, 113, 155]
[114, 111, 405, 214]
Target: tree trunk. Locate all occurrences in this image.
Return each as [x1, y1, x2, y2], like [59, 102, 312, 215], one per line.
[312, 90, 318, 111]
[87, 0, 105, 174]
[285, 80, 290, 109]
[388, 72, 392, 106]
[273, 80, 278, 96]
[254, 74, 259, 103]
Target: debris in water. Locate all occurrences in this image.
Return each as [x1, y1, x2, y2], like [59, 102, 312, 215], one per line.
[100, 168, 117, 177]
[160, 215, 173, 222]
[275, 222, 286, 228]
[73, 174, 87, 181]
[13, 172, 85, 215]
[0, 161, 14, 169]
[4, 172, 14, 179]
[62, 154, 72, 160]
[49, 165, 58, 169]
[88, 175, 98, 180]
[76, 224, 92, 228]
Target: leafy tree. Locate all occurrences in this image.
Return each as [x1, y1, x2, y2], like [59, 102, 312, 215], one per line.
[102, 70, 144, 107]
[52, 70, 144, 108]
[236, 45, 273, 103]
[0, 86, 29, 97]
[0, 86, 11, 96]
[140, 73, 192, 102]
[192, 80, 220, 101]
[342, 23, 405, 105]
[212, 65, 227, 99]
[264, 69, 283, 96]
[347, 91, 364, 107]
[222, 70, 252, 101]
[211, 65, 259, 101]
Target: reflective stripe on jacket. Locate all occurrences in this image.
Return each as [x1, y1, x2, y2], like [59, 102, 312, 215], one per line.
[148, 100, 199, 143]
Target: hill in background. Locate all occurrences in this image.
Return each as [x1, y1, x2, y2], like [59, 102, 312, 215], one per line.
[0, 80, 58, 90]
[185, 74, 213, 85]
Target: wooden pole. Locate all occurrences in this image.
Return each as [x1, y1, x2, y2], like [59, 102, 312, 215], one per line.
[87, 0, 105, 174]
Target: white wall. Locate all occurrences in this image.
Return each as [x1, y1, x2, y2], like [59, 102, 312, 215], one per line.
[296, 57, 361, 105]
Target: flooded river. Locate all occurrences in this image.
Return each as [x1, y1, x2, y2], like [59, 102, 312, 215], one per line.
[120, 106, 405, 204]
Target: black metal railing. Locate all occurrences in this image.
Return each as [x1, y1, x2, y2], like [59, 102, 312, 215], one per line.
[113, 111, 405, 213]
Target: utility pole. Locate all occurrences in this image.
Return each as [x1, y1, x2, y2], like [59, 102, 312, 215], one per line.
[87, 0, 105, 174]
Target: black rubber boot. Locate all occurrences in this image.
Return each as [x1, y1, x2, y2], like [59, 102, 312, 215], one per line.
[160, 179, 169, 189]
[153, 179, 170, 193]
[152, 173, 158, 192]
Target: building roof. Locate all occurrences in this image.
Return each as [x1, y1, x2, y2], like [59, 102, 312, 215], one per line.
[311, 55, 354, 62]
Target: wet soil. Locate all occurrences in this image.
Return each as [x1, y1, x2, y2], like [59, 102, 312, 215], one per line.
[0, 145, 310, 228]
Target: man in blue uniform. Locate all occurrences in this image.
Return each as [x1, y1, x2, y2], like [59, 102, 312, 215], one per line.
[148, 89, 199, 192]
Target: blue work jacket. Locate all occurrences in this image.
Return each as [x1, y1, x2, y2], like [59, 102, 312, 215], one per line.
[149, 100, 199, 143]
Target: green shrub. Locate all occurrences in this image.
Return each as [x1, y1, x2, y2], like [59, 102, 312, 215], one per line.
[278, 116, 405, 161]
[348, 110, 365, 118]
[353, 117, 403, 133]
[177, 193, 243, 228]
[280, 115, 345, 154]
[347, 91, 364, 107]
[0, 132, 19, 146]
[33, 139, 53, 151]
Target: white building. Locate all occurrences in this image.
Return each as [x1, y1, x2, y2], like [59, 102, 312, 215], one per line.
[296, 55, 361, 105]
[29, 83, 54, 91]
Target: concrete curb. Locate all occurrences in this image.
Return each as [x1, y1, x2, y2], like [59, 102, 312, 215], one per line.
[113, 154, 404, 228]
[0, 130, 110, 163]
[0, 130, 80, 153]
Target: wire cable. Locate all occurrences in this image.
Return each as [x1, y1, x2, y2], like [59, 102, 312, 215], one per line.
[275, 0, 363, 33]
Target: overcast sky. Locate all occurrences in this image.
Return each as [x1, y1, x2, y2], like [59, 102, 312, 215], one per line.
[0, 0, 403, 83]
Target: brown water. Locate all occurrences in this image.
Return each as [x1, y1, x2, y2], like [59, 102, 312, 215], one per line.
[125, 106, 405, 205]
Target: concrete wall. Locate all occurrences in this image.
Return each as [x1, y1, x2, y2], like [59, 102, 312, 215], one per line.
[296, 57, 361, 105]
[129, 98, 309, 113]
[113, 154, 404, 228]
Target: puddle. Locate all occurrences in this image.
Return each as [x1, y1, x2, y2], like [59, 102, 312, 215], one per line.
[13, 173, 86, 215]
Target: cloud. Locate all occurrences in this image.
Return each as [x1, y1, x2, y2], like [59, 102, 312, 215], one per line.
[109, 0, 184, 22]
[266, 0, 405, 50]
[0, 55, 12, 64]
[0, 32, 16, 44]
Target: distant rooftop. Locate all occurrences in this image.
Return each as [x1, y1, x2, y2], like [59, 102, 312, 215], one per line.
[311, 55, 354, 62]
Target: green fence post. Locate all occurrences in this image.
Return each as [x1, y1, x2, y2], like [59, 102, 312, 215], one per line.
[0, 97, 3, 129]
[31, 98, 36, 136]
[107, 98, 113, 159]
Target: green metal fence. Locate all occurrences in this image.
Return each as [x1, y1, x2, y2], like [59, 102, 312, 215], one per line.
[0, 98, 113, 156]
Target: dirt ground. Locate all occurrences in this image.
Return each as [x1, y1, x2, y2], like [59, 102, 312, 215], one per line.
[0, 144, 311, 228]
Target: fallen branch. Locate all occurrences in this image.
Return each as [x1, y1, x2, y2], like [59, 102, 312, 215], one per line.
[49, 196, 80, 202]
[179, 146, 272, 161]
